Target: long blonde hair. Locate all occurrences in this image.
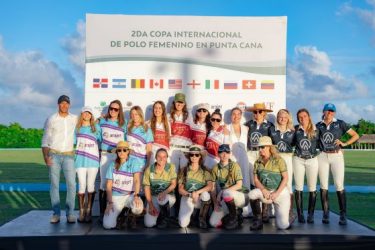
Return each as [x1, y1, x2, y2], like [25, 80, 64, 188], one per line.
[76, 111, 96, 133]
[128, 106, 148, 132]
[277, 109, 294, 131]
[296, 108, 316, 140]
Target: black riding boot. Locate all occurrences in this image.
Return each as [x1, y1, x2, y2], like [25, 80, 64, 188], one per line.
[337, 190, 347, 225]
[223, 200, 238, 230]
[77, 193, 86, 223]
[249, 199, 263, 231]
[262, 203, 270, 223]
[289, 194, 296, 224]
[115, 207, 129, 230]
[157, 202, 170, 229]
[85, 191, 96, 223]
[295, 191, 305, 223]
[127, 210, 137, 229]
[320, 189, 330, 224]
[307, 191, 317, 224]
[199, 200, 211, 229]
[99, 189, 107, 223]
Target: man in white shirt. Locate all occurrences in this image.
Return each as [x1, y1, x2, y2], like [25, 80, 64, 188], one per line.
[42, 95, 78, 223]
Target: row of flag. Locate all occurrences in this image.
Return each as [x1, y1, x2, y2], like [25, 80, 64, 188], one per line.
[92, 78, 275, 90]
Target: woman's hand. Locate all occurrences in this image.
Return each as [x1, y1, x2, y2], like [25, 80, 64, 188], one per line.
[262, 189, 271, 200]
[134, 196, 142, 208]
[158, 191, 167, 202]
[191, 191, 199, 204]
[148, 203, 159, 216]
[270, 191, 280, 201]
[104, 203, 114, 215]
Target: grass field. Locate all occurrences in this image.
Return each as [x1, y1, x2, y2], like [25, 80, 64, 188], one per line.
[0, 149, 374, 228]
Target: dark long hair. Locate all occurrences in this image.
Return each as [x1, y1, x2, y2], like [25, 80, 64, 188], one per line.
[104, 100, 125, 127]
[150, 101, 170, 141]
[170, 101, 189, 122]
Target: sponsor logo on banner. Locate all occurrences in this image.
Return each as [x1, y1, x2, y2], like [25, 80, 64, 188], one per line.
[168, 79, 182, 89]
[187, 80, 201, 89]
[261, 80, 275, 89]
[93, 78, 108, 88]
[205, 80, 219, 89]
[131, 79, 145, 89]
[242, 80, 256, 89]
[112, 78, 127, 89]
[236, 102, 247, 112]
[224, 81, 238, 89]
[150, 79, 164, 89]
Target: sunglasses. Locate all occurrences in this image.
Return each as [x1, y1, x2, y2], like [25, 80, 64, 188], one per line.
[210, 118, 221, 122]
[190, 153, 201, 157]
[253, 111, 263, 115]
[218, 149, 230, 154]
[259, 146, 266, 149]
[109, 107, 120, 112]
[197, 109, 207, 113]
[116, 148, 129, 153]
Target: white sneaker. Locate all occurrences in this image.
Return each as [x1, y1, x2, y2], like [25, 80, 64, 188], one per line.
[50, 215, 60, 224]
[66, 214, 76, 223]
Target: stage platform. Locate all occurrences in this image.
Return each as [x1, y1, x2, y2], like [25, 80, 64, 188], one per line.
[0, 210, 374, 250]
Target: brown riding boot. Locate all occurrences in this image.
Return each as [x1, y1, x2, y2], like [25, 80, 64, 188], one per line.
[85, 191, 96, 223]
[77, 193, 86, 223]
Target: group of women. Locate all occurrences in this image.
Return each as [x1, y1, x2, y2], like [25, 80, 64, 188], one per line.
[73, 92, 359, 230]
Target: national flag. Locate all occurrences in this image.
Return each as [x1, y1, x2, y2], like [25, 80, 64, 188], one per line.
[93, 78, 100, 88]
[187, 80, 200, 89]
[205, 80, 219, 89]
[150, 79, 164, 89]
[224, 81, 238, 89]
[168, 79, 182, 89]
[93, 78, 108, 88]
[242, 80, 256, 89]
[261, 80, 275, 89]
[131, 79, 145, 89]
[112, 79, 127, 89]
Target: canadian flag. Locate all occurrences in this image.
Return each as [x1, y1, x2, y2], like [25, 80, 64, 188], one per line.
[150, 79, 164, 89]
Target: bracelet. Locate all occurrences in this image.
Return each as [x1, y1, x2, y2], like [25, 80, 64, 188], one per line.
[186, 193, 192, 198]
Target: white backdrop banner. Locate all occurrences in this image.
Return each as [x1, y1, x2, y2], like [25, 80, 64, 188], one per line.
[85, 14, 287, 122]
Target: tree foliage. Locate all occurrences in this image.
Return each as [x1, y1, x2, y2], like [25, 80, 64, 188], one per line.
[0, 123, 43, 148]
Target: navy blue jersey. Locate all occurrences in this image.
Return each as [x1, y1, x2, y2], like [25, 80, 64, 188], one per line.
[294, 125, 320, 158]
[316, 119, 350, 152]
[244, 120, 274, 150]
[270, 127, 295, 153]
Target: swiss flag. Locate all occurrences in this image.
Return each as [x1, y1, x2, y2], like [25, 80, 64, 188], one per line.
[242, 80, 256, 89]
[150, 79, 164, 89]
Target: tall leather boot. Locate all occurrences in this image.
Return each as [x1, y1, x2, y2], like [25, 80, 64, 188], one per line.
[199, 200, 211, 229]
[307, 191, 317, 224]
[262, 203, 270, 223]
[157, 202, 170, 229]
[189, 208, 200, 227]
[99, 189, 107, 223]
[85, 191, 96, 223]
[127, 210, 137, 229]
[77, 193, 86, 223]
[249, 199, 263, 231]
[237, 208, 244, 226]
[116, 207, 129, 230]
[337, 190, 347, 225]
[223, 200, 238, 230]
[289, 194, 296, 224]
[295, 191, 305, 223]
[320, 189, 330, 224]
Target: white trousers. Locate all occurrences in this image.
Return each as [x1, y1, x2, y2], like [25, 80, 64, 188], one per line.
[99, 153, 116, 190]
[247, 150, 259, 186]
[318, 151, 345, 191]
[280, 153, 293, 194]
[103, 194, 144, 229]
[293, 156, 318, 192]
[144, 194, 176, 228]
[209, 189, 248, 228]
[170, 147, 189, 173]
[249, 188, 290, 230]
[178, 191, 211, 228]
[76, 167, 98, 193]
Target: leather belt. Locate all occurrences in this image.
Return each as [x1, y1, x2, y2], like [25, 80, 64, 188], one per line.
[49, 149, 74, 156]
[170, 144, 190, 149]
[323, 150, 341, 154]
[99, 149, 113, 153]
[296, 154, 317, 160]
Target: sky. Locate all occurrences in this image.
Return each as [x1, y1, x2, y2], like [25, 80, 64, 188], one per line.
[0, 0, 374, 128]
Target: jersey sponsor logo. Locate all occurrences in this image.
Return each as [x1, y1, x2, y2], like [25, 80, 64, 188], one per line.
[250, 132, 262, 144]
[322, 132, 335, 144]
[299, 139, 312, 151]
[277, 141, 287, 151]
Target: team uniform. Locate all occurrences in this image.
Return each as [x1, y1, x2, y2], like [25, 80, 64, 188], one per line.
[270, 126, 295, 194]
[98, 118, 127, 190]
[249, 157, 290, 230]
[147, 121, 170, 165]
[244, 120, 274, 187]
[204, 126, 229, 170]
[209, 160, 249, 228]
[178, 166, 212, 227]
[169, 114, 192, 173]
[190, 121, 207, 150]
[127, 125, 154, 171]
[74, 124, 102, 193]
[102, 158, 144, 229]
[143, 163, 177, 227]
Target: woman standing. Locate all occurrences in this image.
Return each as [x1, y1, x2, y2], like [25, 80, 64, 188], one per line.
[127, 106, 154, 172]
[75, 106, 101, 223]
[98, 100, 127, 221]
[316, 103, 359, 225]
[270, 109, 295, 220]
[204, 109, 229, 170]
[103, 141, 143, 229]
[143, 148, 177, 228]
[249, 136, 290, 230]
[148, 101, 170, 164]
[293, 108, 320, 224]
[190, 103, 211, 150]
[178, 145, 213, 229]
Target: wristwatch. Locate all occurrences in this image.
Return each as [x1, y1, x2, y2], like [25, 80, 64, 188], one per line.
[187, 193, 192, 198]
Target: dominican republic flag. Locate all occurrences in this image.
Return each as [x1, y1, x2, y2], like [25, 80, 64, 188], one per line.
[224, 81, 238, 89]
[150, 79, 164, 89]
[261, 80, 275, 89]
[93, 78, 108, 88]
[242, 80, 256, 89]
[112, 79, 126, 89]
[168, 79, 182, 89]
